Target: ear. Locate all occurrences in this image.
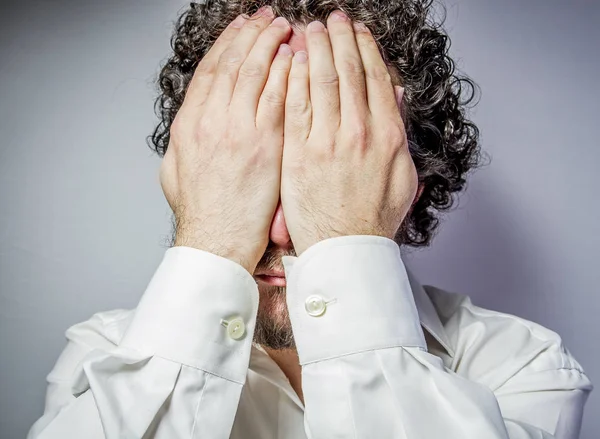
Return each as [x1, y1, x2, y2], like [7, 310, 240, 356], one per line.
[394, 85, 404, 110]
[405, 183, 424, 220]
[412, 183, 424, 207]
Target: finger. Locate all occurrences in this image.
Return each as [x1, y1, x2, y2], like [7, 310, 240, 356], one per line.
[231, 16, 292, 122]
[326, 10, 368, 126]
[305, 20, 340, 136]
[180, 14, 247, 112]
[256, 43, 294, 132]
[284, 50, 312, 143]
[204, 6, 276, 110]
[353, 22, 399, 120]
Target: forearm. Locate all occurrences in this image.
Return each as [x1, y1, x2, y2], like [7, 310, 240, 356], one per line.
[29, 246, 260, 439]
[283, 235, 592, 439]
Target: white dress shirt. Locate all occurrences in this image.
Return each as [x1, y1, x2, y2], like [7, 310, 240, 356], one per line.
[27, 235, 593, 439]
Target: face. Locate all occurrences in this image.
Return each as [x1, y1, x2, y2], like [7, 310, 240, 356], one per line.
[252, 200, 297, 350]
[250, 27, 311, 351]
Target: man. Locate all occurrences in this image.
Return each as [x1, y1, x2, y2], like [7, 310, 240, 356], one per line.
[28, 2, 593, 438]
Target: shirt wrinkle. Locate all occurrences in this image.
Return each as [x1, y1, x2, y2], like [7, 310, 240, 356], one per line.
[26, 238, 593, 439]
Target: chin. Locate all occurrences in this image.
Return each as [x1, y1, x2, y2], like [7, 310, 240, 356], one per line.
[257, 285, 288, 318]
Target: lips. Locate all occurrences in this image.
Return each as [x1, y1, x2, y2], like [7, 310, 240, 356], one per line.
[256, 270, 285, 277]
[255, 270, 286, 286]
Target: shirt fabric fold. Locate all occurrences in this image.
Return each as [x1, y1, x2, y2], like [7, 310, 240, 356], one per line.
[27, 235, 593, 439]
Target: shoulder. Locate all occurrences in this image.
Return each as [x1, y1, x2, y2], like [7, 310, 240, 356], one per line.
[423, 285, 590, 391]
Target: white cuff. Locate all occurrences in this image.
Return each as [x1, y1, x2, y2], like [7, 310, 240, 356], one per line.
[120, 246, 259, 384]
[282, 235, 426, 365]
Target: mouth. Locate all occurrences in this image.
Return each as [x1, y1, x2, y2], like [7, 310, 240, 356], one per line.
[255, 271, 286, 287]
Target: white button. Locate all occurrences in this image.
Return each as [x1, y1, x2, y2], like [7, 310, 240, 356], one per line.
[221, 317, 246, 340]
[305, 295, 327, 317]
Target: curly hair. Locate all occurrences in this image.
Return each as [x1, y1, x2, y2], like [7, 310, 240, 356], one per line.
[147, 0, 483, 247]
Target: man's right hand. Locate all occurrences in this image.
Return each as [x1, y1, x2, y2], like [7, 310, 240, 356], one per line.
[159, 6, 293, 274]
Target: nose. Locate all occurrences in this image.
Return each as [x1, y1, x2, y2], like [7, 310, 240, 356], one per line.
[269, 200, 292, 249]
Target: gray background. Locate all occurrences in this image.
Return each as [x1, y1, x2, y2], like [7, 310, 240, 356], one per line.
[0, 0, 598, 438]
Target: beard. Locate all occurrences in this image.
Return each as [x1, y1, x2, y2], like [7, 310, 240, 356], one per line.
[251, 238, 297, 350]
[252, 282, 296, 350]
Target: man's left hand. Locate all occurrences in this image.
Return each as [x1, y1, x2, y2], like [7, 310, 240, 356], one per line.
[281, 10, 418, 255]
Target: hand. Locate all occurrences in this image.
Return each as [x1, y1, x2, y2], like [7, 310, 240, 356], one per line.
[159, 7, 293, 274]
[281, 10, 418, 256]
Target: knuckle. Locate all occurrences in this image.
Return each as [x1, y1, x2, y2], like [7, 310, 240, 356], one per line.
[226, 118, 248, 139]
[383, 126, 405, 152]
[218, 49, 244, 69]
[194, 117, 207, 136]
[289, 69, 308, 80]
[352, 123, 369, 145]
[270, 60, 290, 72]
[193, 61, 214, 77]
[194, 117, 213, 141]
[262, 23, 284, 39]
[222, 128, 239, 148]
[286, 97, 311, 114]
[341, 58, 365, 76]
[261, 89, 285, 106]
[356, 35, 378, 51]
[243, 18, 265, 32]
[366, 65, 391, 82]
[312, 141, 335, 160]
[315, 73, 339, 86]
[239, 61, 267, 78]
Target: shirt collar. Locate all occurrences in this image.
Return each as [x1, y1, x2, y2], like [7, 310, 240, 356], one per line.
[405, 267, 455, 358]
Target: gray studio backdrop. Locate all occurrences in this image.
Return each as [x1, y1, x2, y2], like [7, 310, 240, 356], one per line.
[1, 0, 598, 438]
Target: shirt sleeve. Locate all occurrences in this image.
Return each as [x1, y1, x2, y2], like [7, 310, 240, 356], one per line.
[282, 235, 594, 439]
[27, 246, 260, 439]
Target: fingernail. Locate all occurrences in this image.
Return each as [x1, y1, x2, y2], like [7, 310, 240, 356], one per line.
[270, 16, 289, 27]
[277, 44, 293, 57]
[330, 10, 348, 22]
[254, 5, 274, 18]
[294, 51, 308, 63]
[307, 20, 326, 33]
[353, 22, 368, 32]
[230, 15, 246, 28]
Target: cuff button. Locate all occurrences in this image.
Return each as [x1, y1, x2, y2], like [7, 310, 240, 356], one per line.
[221, 316, 246, 340]
[305, 295, 337, 317]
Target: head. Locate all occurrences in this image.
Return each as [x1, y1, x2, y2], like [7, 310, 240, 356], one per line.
[151, 0, 483, 351]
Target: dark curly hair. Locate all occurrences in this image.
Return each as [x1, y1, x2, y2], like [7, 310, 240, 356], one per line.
[148, 0, 483, 247]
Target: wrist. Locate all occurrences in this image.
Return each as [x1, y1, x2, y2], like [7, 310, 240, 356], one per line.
[174, 235, 257, 275]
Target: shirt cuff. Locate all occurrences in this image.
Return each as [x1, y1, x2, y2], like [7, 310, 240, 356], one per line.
[119, 246, 259, 384]
[282, 235, 426, 365]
